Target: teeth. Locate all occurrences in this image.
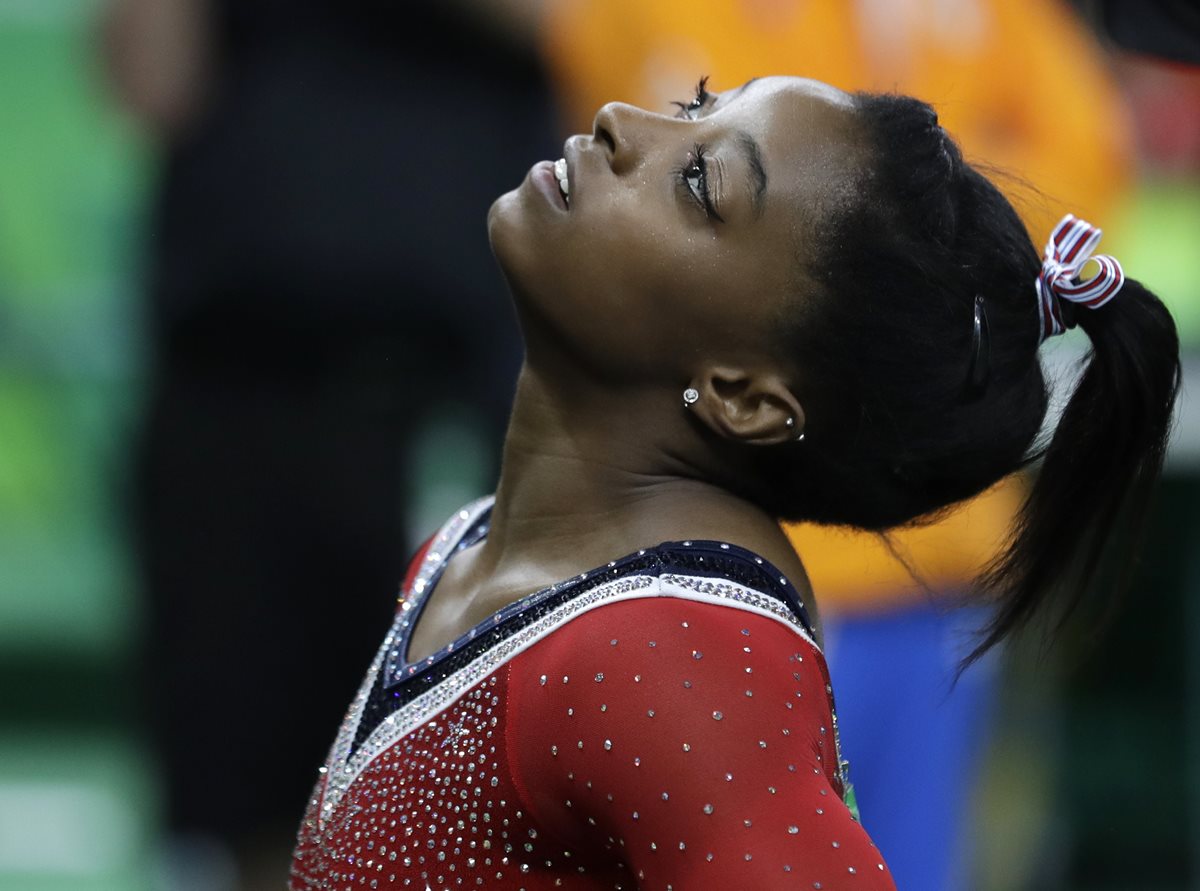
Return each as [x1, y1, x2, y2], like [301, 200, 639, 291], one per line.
[553, 157, 569, 204]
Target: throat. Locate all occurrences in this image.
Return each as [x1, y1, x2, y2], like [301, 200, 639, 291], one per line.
[403, 540, 562, 666]
[399, 365, 818, 664]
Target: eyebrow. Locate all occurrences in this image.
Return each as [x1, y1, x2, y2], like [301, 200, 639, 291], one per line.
[735, 129, 767, 219]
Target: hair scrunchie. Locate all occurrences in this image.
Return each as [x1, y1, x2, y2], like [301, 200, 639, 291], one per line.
[1036, 213, 1125, 343]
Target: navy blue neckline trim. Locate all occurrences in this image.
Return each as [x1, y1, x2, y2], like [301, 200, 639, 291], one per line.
[352, 506, 817, 755]
[391, 505, 814, 682]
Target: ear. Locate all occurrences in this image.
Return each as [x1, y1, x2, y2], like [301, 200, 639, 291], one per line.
[687, 365, 805, 446]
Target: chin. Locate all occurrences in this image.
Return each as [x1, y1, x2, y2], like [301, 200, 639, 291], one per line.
[486, 188, 513, 238]
[486, 187, 520, 256]
[487, 189, 540, 292]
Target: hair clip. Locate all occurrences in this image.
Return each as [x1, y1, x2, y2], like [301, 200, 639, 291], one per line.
[967, 294, 990, 398]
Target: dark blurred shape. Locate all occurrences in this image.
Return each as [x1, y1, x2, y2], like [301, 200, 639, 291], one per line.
[1080, 0, 1200, 63]
[106, 0, 555, 884]
[1115, 54, 1200, 173]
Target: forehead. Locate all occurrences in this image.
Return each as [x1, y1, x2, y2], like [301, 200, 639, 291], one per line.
[716, 76, 865, 230]
[715, 76, 856, 136]
[726, 76, 855, 109]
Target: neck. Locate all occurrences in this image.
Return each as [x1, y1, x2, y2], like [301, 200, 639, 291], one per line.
[470, 364, 790, 590]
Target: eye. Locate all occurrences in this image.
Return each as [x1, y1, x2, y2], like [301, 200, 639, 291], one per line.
[671, 75, 712, 120]
[675, 143, 724, 223]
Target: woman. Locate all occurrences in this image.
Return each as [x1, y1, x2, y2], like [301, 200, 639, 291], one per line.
[290, 77, 1179, 889]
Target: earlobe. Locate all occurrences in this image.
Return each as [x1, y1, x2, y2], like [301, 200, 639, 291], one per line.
[683, 367, 805, 446]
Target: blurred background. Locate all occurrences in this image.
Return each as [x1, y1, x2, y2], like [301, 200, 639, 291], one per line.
[0, 1, 1196, 889]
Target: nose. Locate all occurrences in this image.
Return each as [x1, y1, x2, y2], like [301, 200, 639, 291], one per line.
[593, 101, 666, 173]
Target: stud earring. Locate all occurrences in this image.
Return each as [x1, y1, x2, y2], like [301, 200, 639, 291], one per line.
[785, 417, 794, 428]
[682, 387, 700, 406]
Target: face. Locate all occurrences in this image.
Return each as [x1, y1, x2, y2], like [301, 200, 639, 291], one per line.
[487, 76, 864, 386]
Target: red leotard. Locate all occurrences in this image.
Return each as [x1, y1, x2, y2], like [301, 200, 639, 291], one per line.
[291, 499, 896, 890]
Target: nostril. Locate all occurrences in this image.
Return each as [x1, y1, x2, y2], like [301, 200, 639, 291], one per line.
[594, 120, 616, 156]
[592, 104, 619, 158]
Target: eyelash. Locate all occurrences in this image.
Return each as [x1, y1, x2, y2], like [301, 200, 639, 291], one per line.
[673, 143, 724, 223]
[669, 77, 721, 221]
[671, 75, 711, 120]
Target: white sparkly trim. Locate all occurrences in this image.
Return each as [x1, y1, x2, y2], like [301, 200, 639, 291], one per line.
[386, 495, 495, 683]
[318, 571, 821, 822]
[658, 574, 818, 650]
[316, 630, 387, 829]
[316, 495, 492, 829]
[406, 496, 494, 603]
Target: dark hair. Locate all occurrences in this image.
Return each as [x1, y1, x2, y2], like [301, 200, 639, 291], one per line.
[743, 92, 1181, 662]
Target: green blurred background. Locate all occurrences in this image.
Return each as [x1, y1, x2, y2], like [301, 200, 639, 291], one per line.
[0, 3, 153, 889]
[0, 1, 151, 888]
[1, 2, 1198, 890]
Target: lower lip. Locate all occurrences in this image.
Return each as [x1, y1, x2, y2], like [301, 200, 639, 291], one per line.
[531, 160, 568, 212]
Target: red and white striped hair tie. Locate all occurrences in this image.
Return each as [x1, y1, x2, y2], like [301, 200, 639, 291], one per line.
[1035, 213, 1125, 343]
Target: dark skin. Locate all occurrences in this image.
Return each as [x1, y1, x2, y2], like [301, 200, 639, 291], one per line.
[407, 77, 865, 664]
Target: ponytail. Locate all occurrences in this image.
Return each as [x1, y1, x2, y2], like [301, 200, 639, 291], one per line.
[969, 279, 1181, 665]
[747, 92, 1182, 666]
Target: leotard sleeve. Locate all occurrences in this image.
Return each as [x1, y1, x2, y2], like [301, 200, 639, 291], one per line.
[505, 594, 897, 889]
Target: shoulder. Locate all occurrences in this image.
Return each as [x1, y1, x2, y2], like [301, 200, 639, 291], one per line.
[508, 594, 825, 709]
[502, 595, 834, 775]
[500, 595, 871, 883]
